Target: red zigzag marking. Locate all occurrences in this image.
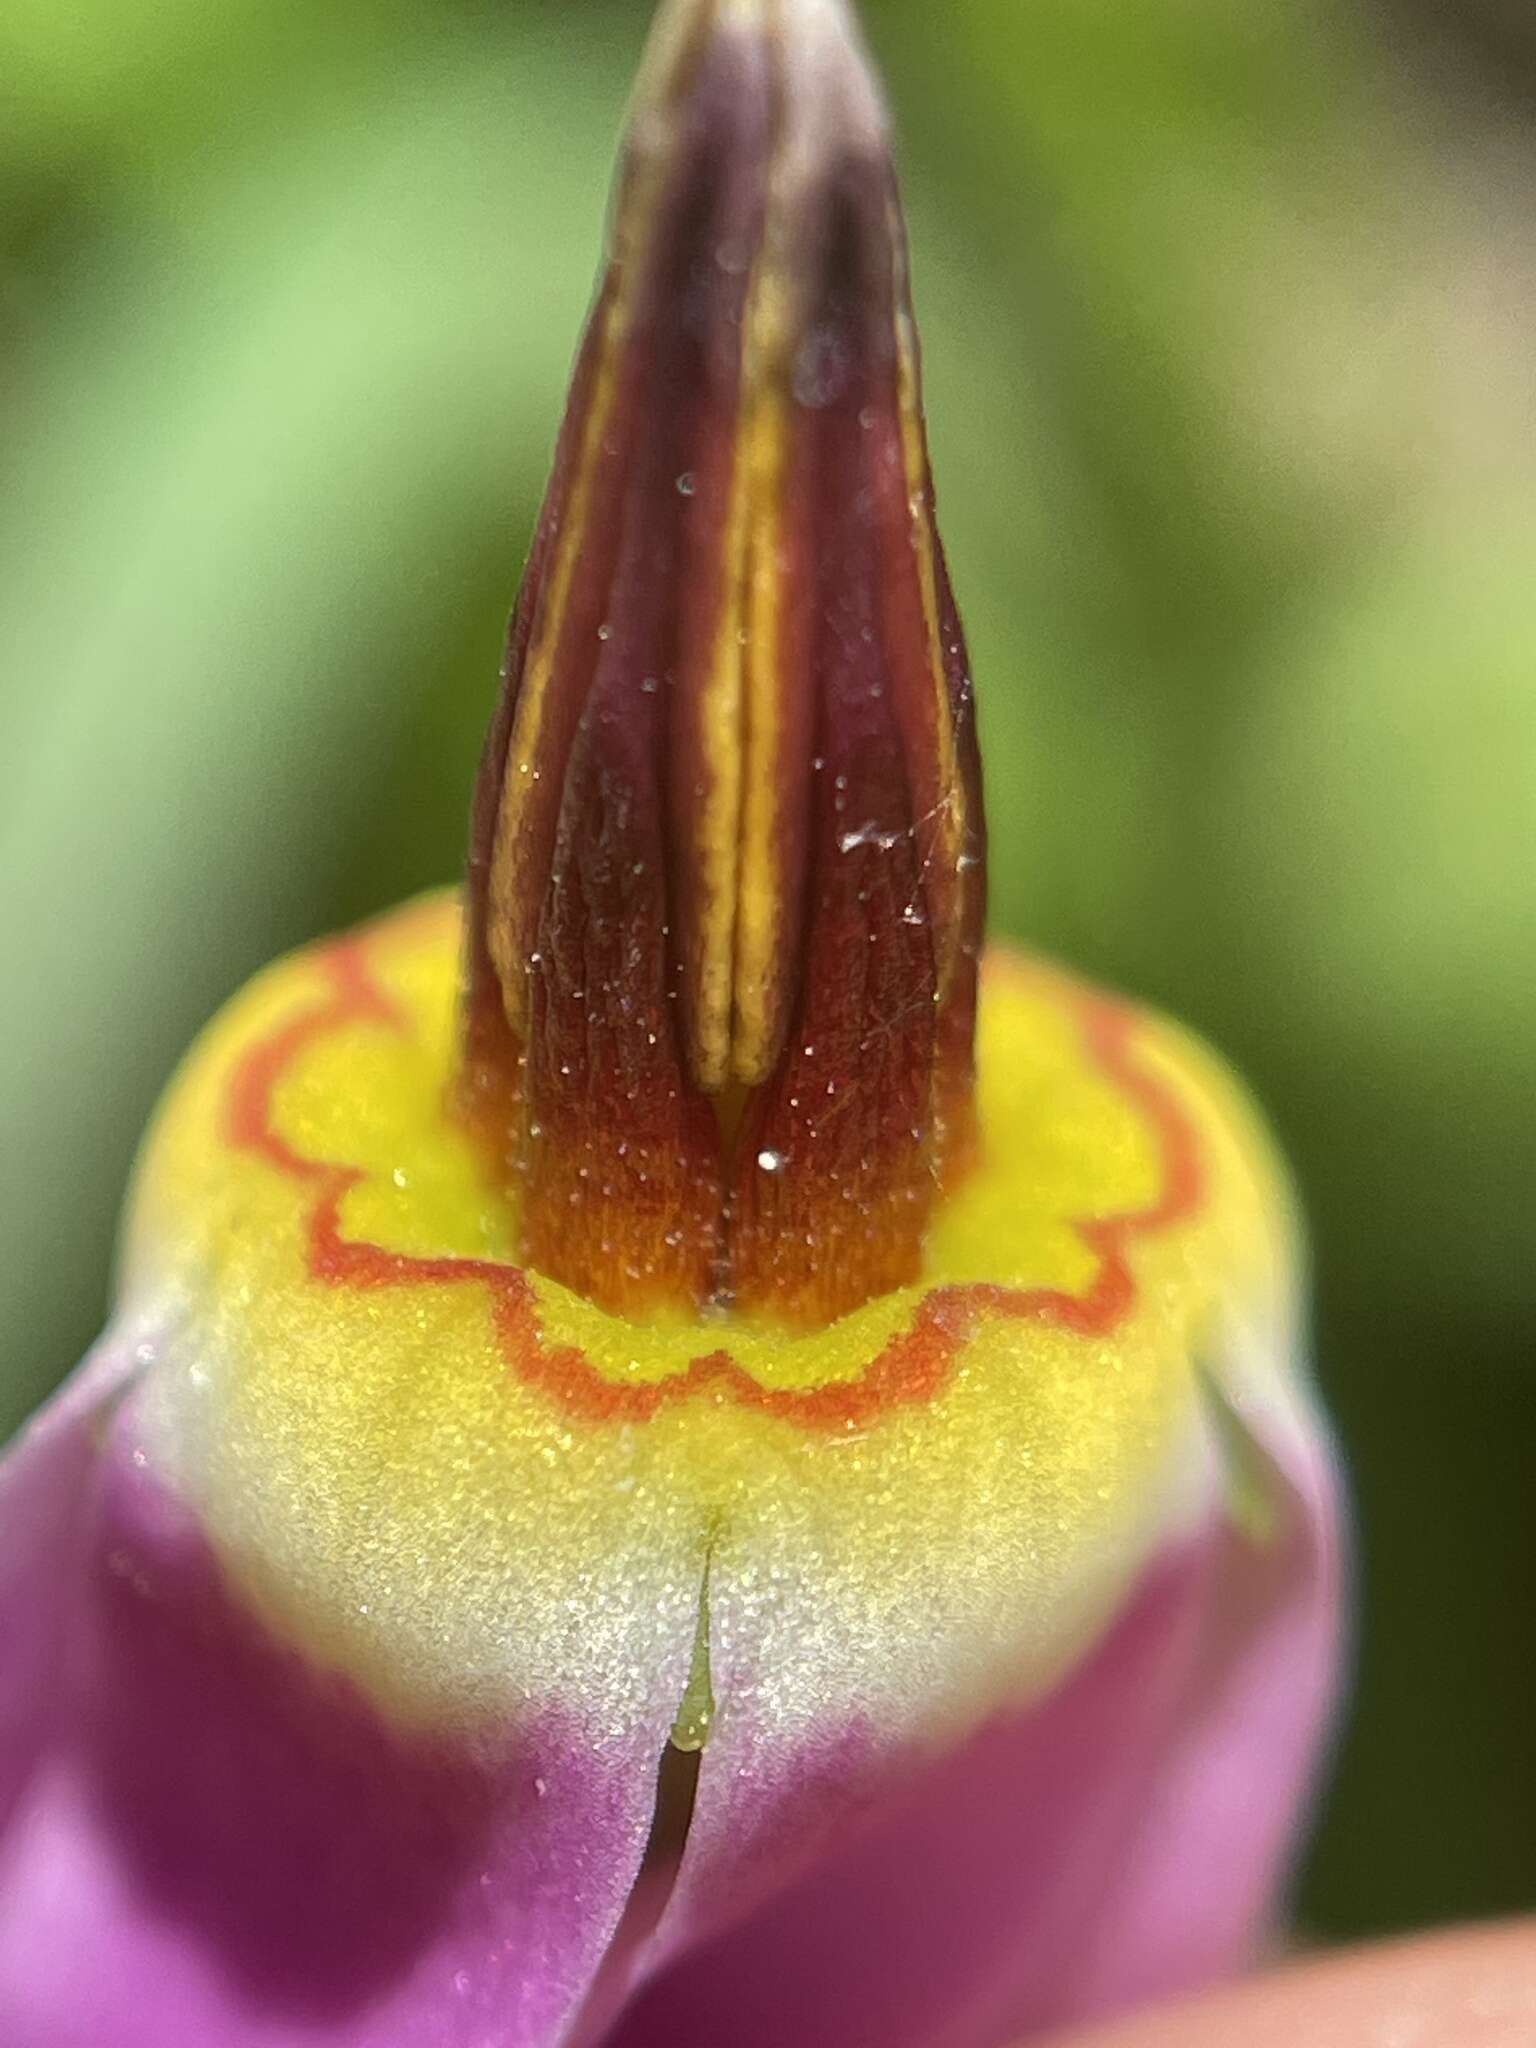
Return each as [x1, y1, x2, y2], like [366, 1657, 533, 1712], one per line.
[224, 931, 1205, 1433]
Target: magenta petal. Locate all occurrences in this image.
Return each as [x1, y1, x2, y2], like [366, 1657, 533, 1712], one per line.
[1054, 1391, 1342, 2025]
[605, 1378, 1341, 2048]
[0, 1337, 138, 1836]
[0, 1391, 674, 2048]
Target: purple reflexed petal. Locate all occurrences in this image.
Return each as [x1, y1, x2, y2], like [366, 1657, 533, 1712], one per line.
[0, 1324, 1338, 2048]
[0, 1396, 673, 2048]
[0, 1337, 139, 1837]
[605, 1362, 1341, 2048]
[1051, 1380, 1341, 2027]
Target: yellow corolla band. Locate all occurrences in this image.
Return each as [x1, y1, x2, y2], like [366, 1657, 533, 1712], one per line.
[122, 891, 1295, 1742]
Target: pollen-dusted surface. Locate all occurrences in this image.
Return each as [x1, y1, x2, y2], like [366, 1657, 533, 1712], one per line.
[123, 893, 1295, 1739]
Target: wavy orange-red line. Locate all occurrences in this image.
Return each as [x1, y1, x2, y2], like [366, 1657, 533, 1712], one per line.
[225, 932, 1204, 1432]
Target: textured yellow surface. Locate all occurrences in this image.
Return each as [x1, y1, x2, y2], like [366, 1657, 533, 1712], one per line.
[121, 892, 1296, 1746]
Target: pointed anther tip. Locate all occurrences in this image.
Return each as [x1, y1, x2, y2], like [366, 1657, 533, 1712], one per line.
[639, 0, 868, 69]
[630, 0, 888, 161]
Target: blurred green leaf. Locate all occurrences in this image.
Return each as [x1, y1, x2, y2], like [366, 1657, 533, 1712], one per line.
[0, 19, 625, 1428]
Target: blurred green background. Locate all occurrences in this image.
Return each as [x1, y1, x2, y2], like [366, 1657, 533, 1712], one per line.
[1, 0, 1532, 1946]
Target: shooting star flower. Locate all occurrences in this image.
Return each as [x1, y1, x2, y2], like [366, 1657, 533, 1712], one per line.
[0, 3, 1341, 2044]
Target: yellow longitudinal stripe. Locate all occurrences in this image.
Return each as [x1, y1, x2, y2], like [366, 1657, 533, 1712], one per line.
[689, 319, 758, 1095]
[730, 271, 794, 1090]
[485, 138, 675, 1026]
[694, 47, 798, 1096]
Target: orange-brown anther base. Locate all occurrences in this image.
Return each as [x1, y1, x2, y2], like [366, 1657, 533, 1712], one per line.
[462, 0, 985, 1329]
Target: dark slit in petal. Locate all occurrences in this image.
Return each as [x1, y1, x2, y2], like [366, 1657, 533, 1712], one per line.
[566, 1559, 713, 2046]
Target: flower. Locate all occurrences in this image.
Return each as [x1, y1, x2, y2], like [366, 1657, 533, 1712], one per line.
[0, 2, 1342, 2045]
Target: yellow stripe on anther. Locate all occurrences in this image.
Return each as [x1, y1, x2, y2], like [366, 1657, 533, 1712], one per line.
[730, 313, 794, 1090]
[486, 322, 621, 1019]
[689, 359, 756, 1097]
[688, 221, 797, 1095]
[484, 155, 669, 1029]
